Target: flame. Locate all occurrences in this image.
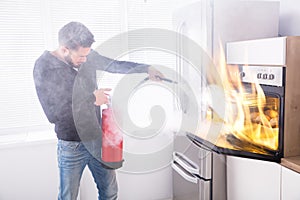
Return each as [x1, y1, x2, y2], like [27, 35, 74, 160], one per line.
[204, 44, 279, 155]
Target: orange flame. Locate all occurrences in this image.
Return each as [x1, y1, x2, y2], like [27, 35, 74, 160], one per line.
[203, 45, 279, 154]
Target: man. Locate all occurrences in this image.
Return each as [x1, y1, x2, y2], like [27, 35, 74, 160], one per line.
[33, 21, 163, 200]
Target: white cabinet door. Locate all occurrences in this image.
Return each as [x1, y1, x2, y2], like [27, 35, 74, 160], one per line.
[227, 156, 281, 200]
[281, 167, 300, 200]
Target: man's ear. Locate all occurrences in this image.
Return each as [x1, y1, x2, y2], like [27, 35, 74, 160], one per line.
[61, 46, 69, 56]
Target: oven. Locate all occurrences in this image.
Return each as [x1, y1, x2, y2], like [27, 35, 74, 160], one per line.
[186, 36, 300, 163]
[187, 64, 285, 162]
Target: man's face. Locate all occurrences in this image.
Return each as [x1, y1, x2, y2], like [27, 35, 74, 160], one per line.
[64, 46, 91, 68]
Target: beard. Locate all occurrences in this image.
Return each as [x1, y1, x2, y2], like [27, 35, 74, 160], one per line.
[64, 54, 80, 68]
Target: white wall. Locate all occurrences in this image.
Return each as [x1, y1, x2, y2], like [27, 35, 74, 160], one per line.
[0, 140, 59, 200]
[246, 0, 300, 36]
[279, 0, 300, 36]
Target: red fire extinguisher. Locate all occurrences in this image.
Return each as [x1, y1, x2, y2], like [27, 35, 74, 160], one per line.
[101, 98, 124, 169]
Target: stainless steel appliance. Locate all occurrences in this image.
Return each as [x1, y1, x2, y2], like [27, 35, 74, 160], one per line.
[171, 1, 280, 199]
[172, 133, 226, 200]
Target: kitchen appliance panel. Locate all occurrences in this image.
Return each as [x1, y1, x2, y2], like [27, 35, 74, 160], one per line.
[226, 37, 286, 66]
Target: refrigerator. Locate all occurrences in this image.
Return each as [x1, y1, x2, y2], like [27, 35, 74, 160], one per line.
[172, 0, 280, 199]
[172, 132, 226, 200]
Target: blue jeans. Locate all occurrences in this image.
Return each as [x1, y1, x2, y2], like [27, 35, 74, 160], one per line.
[57, 140, 118, 200]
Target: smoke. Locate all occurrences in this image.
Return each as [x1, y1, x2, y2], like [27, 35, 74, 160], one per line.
[72, 28, 223, 172]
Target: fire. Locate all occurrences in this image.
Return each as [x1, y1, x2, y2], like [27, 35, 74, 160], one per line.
[202, 45, 279, 155]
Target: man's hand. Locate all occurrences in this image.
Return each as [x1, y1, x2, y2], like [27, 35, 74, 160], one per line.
[147, 66, 165, 81]
[93, 88, 112, 106]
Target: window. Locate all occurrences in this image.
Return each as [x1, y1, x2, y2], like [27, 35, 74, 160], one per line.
[0, 0, 123, 143]
[0, 0, 48, 143]
[0, 0, 199, 144]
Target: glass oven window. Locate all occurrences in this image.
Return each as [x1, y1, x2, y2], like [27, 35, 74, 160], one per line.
[204, 90, 280, 156]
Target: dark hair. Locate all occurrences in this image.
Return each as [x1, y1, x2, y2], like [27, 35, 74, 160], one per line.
[58, 21, 95, 50]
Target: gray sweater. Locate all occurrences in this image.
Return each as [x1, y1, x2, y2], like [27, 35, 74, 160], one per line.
[33, 49, 149, 141]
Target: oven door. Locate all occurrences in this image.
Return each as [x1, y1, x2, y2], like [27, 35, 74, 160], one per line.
[188, 84, 284, 162]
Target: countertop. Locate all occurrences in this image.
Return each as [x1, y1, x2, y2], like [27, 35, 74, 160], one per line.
[281, 156, 300, 173]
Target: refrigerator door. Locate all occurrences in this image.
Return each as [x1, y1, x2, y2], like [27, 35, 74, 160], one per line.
[172, 134, 200, 200]
[199, 179, 212, 200]
[173, 0, 213, 57]
[172, 168, 199, 200]
[199, 147, 212, 180]
[172, 150, 213, 200]
[173, 3, 210, 120]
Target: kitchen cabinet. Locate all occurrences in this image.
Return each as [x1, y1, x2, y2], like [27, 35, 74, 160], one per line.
[227, 156, 281, 200]
[281, 167, 300, 200]
[227, 156, 300, 200]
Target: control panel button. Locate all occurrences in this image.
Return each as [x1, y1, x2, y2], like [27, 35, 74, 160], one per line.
[269, 74, 275, 80]
[239, 65, 283, 87]
[263, 74, 268, 79]
[257, 73, 262, 79]
[240, 71, 245, 78]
